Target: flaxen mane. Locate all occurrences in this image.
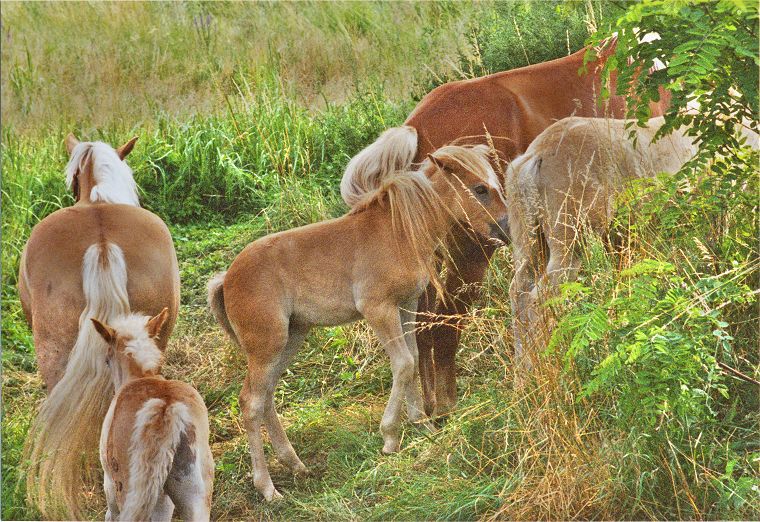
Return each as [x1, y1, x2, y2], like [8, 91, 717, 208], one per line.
[348, 145, 497, 299]
[66, 141, 140, 206]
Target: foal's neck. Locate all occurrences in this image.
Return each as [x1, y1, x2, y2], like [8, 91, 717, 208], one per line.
[110, 361, 159, 392]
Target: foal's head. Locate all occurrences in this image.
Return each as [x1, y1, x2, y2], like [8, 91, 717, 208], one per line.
[424, 145, 510, 245]
[64, 133, 140, 206]
[91, 309, 169, 387]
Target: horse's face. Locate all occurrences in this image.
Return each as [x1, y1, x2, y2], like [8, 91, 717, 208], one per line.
[428, 146, 510, 245]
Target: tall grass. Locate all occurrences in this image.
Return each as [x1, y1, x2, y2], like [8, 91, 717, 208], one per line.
[2, 1, 757, 520]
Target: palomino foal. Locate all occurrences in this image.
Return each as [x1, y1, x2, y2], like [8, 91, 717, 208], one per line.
[20, 135, 180, 519]
[92, 309, 214, 522]
[209, 145, 509, 501]
[506, 116, 694, 368]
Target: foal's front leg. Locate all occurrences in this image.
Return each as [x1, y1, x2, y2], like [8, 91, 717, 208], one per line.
[400, 299, 433, 430]
[363, 304, 416, 454]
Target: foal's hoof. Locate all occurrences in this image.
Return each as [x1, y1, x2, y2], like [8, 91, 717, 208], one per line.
[263, 487, 283, 502]
[292, 462, 310, 476]
[381, 440, 401, 455]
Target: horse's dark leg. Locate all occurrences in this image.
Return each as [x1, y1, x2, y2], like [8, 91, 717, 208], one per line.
[417, 283, 438, 418]
[417, 233, 496, 418]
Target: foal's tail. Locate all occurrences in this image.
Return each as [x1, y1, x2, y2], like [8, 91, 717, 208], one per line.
[340, 125, 418, 207]
[120, 399, 193, 521]
[25, 242, 130, 520]
[208, 271, 239, 346]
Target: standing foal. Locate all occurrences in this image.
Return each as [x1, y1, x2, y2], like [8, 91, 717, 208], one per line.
[209, 145, 509, 501]
[92, 309, 214, 521]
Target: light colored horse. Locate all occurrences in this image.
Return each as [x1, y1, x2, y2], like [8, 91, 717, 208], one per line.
[91, 309, 214, 522]
[339, 39, 671, 419]
[506, 116, 694, 368]
[208, 145, 509, 501]
[20, 135, 180, 519]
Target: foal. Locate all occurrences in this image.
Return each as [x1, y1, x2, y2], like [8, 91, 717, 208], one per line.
[209, 145, 509, 501]
[506, 116, 694, 368]
[92, 309, 214, 521]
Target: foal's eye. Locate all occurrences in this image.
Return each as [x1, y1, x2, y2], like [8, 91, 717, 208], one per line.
[473, 185, 489, 196]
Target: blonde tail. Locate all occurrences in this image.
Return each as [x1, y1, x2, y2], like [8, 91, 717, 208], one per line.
[340, 126, 418, 207]
[120, 399, 191, 521]
[25, 242, 130, 519]
[207, 271, 239, 346]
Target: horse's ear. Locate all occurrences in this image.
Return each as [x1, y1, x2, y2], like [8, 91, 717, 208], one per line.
[146, 307, 169, 339]
[427, 153, 448, 172]
[91, 318, 115, 344]
[116, 136, 138, 160]
[65, 133, 80, 157]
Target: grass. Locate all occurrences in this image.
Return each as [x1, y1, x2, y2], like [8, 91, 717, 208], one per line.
[2, 1, 759, 520]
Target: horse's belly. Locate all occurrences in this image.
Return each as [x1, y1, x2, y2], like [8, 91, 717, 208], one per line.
[291, 292, 361, 327]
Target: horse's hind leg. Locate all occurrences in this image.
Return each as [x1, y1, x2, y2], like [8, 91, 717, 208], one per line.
[238, 320, 289, 501]
[149, 493, 174, 522]
[263, 325, 309, 475]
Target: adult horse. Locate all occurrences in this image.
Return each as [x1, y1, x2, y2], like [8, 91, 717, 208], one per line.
[340, 40, 670, 418]
[19, 135, 180, 519]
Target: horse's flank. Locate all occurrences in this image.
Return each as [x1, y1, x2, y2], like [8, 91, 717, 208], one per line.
[506, 117, 694, 370]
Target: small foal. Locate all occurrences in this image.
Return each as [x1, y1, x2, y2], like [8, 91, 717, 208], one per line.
[209, 144, 509, 501]
[92, 309, 214, 521]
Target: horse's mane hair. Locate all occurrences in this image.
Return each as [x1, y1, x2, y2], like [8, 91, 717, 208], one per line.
[110, 314, 163, 374]
[65, 142, 140, 206]
[349, 144, 495, 299]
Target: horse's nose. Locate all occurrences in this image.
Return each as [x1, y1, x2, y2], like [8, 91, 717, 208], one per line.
[489, 217, 510, 245]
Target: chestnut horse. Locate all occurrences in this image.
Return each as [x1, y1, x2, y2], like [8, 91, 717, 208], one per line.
[20, 135, 180, 519]
[92, 309, 214, 522]
[507, 116, 694, 363]
[209, 145, 509, 501]
[340, 41, 670, 418]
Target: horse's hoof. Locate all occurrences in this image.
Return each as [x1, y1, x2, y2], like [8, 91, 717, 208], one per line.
[433, 414, 450, 428]
[263, 487, 283, 502]
[381, 441, 400, 455]
[293, 462, 310, 476]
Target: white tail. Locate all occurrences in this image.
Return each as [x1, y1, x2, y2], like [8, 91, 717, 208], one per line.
[26, 242, 130, 519]
[120, 399, 192, 521]
[340, 126, 418, 207]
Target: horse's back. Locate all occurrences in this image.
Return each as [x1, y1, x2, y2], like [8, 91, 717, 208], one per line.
[20, 204, 179, 385]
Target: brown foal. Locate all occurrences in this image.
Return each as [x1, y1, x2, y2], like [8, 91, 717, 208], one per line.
[209, 145, 509, 501]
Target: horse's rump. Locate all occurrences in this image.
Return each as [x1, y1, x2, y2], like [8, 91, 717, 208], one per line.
[25, 242, 130, 519]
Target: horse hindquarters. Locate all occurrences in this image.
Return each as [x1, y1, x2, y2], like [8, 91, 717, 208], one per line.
[26, 242, 130, 519]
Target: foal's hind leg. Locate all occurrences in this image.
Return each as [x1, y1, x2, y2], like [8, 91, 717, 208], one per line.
[238, 321, 289, 501]
[263, 325, 310, 475]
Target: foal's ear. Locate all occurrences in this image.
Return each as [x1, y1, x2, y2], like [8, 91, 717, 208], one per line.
[91, 318, 116, 344]
[116, 136, 138, 160]
[146, 308, 169, 339]
[65, 133, 80, 157]
[427, 153, 449, 172]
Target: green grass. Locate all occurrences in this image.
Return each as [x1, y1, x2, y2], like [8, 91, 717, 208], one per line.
[2, 1, 758, 520]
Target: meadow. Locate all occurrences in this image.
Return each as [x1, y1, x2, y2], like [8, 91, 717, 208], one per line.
[2, 1, 758, 520]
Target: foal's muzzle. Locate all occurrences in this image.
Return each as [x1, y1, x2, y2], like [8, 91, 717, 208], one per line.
[489, 218, 510, 246]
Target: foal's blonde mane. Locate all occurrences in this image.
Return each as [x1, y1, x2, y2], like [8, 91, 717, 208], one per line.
[66, 142, 140, 206]
[349, 145, 495, 299]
